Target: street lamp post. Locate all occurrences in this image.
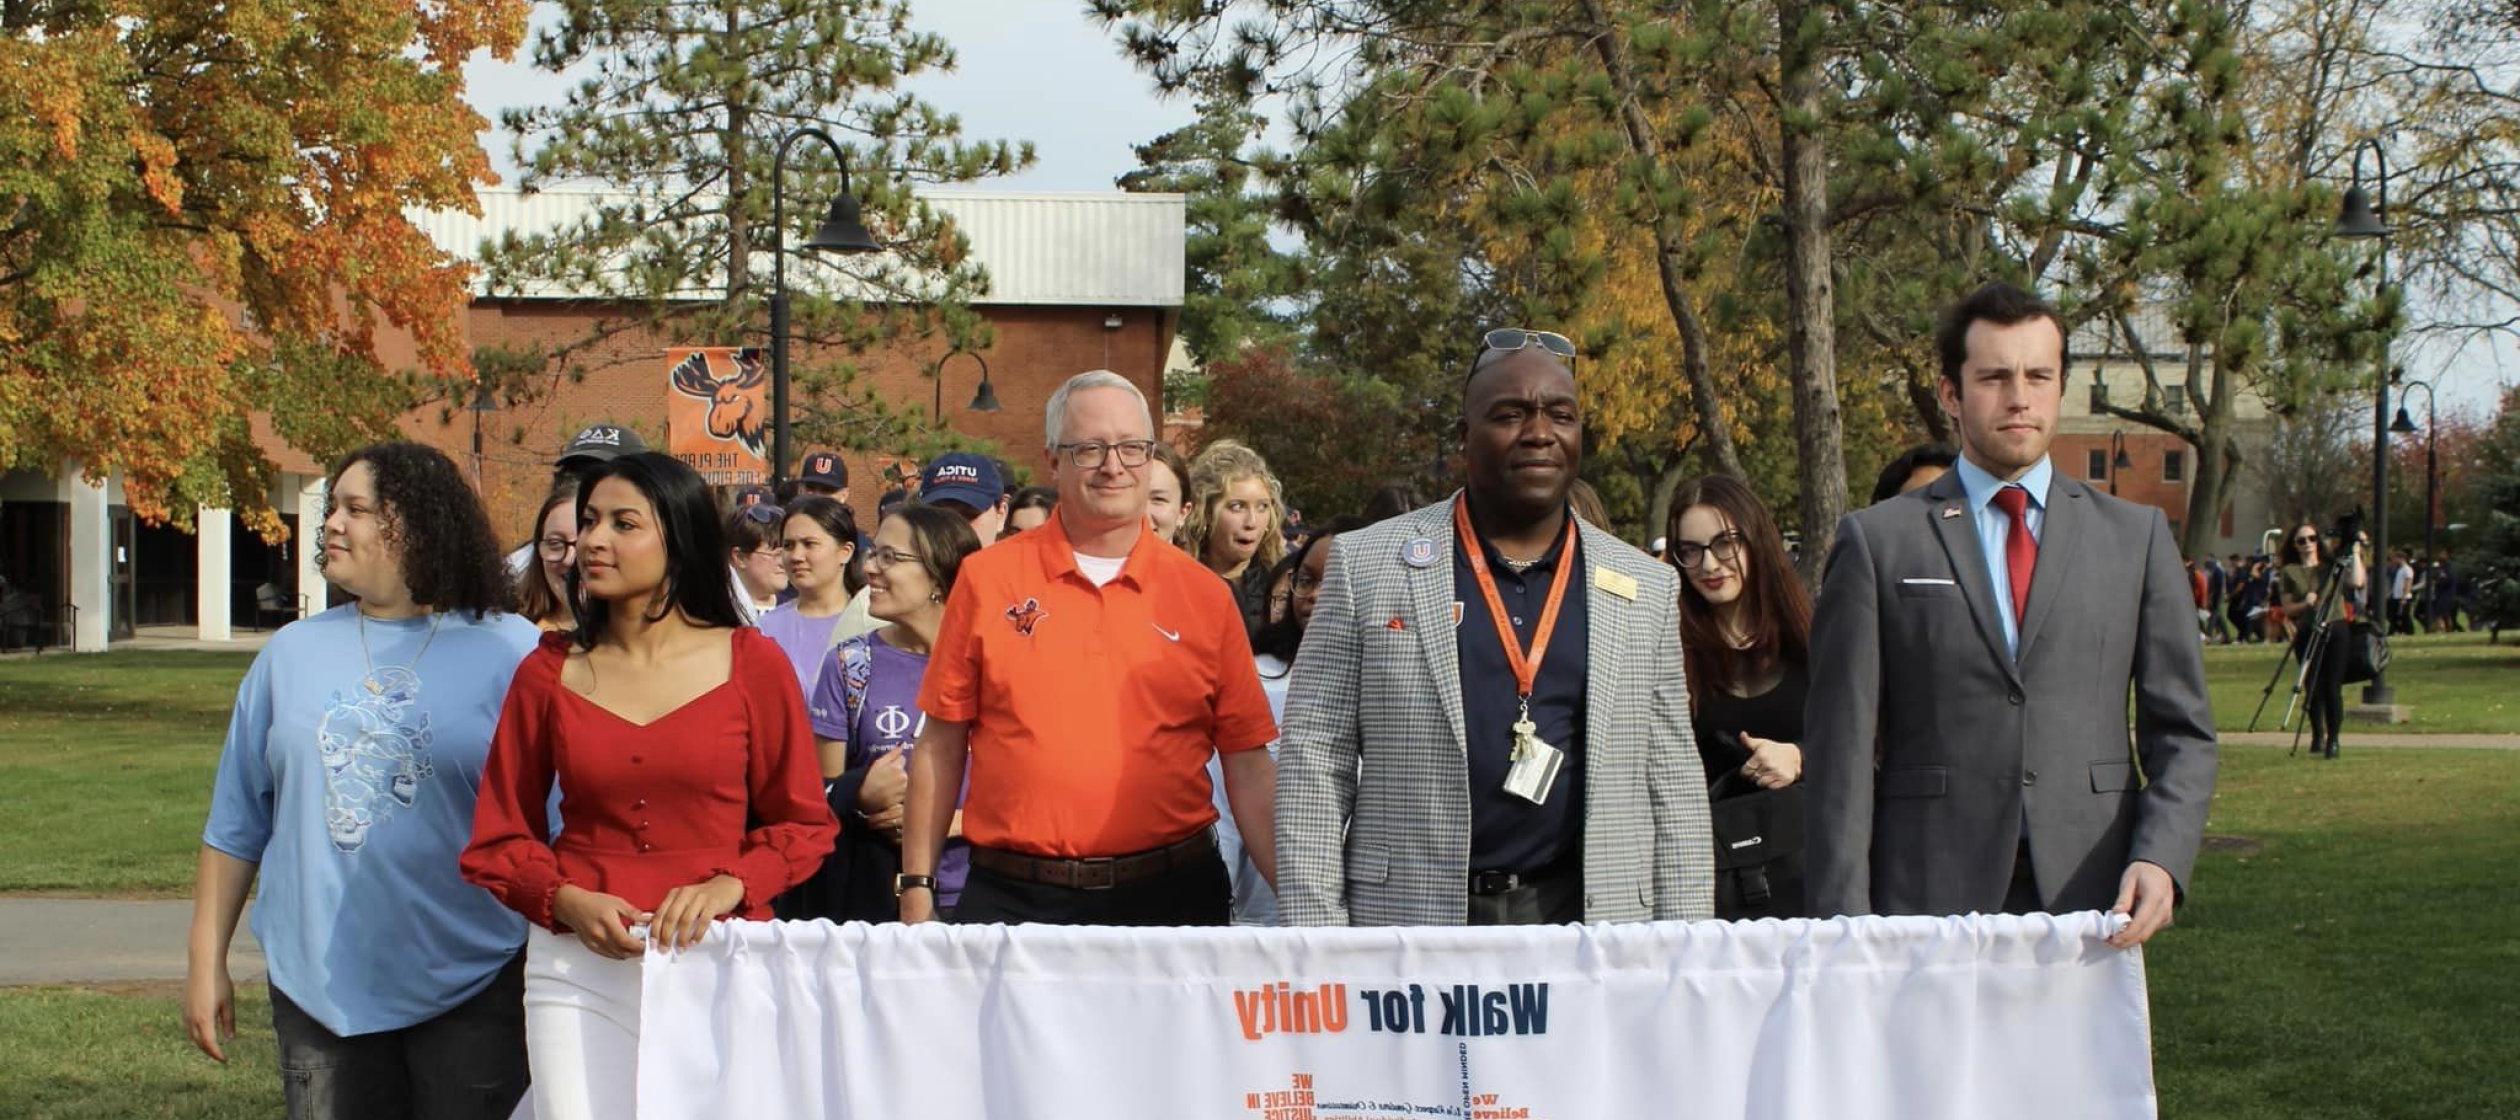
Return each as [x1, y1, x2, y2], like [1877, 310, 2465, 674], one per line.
[933, 350, 1003, 427]
[2391, 378, 2437, 582]
[468, 382, 499, 487]
[2336, 137, 2396, 706]
[769, 127, 883, 492]
[2107, 431, 2133, 496]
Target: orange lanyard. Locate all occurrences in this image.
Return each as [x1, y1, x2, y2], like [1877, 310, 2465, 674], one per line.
[1452, 499, 1577, 704]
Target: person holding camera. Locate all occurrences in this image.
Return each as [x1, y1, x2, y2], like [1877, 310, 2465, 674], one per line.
[2278, 520, 2366, 759]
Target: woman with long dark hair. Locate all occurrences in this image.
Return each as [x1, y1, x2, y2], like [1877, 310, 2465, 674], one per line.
[787, 503, 984, 921]
[1211, 518, 1356, 925]
[2279, 520, 2365, 759]
[462, 452, 836, 1120]
[1664, 474, 1813, 919]
[187, 442, 540, 1119]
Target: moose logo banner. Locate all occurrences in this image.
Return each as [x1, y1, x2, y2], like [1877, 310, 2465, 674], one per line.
[666, 346, 769, 485]
[634, 912, 2157, 1120]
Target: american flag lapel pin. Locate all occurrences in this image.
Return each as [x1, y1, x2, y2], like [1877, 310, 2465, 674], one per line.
[1941, 505, 1964, 520]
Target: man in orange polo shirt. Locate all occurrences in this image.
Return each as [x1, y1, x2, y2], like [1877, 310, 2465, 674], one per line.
[898, 369, 1279, 926]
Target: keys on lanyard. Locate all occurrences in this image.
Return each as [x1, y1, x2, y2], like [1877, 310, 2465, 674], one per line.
[1454, 500, 1576, 806]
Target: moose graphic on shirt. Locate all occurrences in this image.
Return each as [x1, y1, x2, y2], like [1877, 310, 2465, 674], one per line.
[319, 667, 435, 853]
[668, 347, 771, 459]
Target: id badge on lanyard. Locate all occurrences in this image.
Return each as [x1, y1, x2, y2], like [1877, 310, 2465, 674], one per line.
[1454, 500, 1576, 806]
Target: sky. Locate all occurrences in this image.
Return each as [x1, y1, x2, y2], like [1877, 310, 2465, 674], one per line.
[459, 1, 2516, 419]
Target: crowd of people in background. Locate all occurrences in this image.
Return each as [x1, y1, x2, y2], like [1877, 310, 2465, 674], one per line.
[179, 281, 2306, 1119]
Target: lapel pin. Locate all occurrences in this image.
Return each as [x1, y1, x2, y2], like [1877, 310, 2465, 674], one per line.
[1941, 505, 1964, 520]
[1401, 537, 1439, 568]
[1385, 616, 1408, 631]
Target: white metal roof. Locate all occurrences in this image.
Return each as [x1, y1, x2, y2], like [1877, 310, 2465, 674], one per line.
[413, 187, 1185, 308]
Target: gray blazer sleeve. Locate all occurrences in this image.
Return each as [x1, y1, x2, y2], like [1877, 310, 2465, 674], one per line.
[2127, 507, 2219, 895]
[1274, 535, 1364, 926]
[1804, 514, 1882, 916]
[1646, 572, 1716, 920]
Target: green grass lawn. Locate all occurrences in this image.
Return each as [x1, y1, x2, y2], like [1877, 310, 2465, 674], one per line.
[2200, 632, 2520, 734]
[0, 984, 281, 1119]
[0, 651, 256, 895]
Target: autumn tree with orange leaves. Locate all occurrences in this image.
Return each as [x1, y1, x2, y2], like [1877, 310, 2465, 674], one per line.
[0, 0, 527, 534]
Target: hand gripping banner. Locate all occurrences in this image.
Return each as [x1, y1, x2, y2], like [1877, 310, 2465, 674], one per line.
[636, 912, 2155, 1120]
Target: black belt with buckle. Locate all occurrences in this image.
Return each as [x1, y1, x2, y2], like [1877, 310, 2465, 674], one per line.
[1468, 869, 1529, 896]
[970, 827, 1216, 891]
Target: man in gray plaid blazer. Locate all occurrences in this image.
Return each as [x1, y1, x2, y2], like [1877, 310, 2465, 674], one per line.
[1275, 335, 1715, 926]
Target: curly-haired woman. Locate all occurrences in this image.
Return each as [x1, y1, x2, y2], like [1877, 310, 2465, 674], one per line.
[186, 442, 542, 1120]
[1184, 439, 1287, 636]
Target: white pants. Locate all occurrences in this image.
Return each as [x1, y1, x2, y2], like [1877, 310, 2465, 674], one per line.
[523, 927, 642, 1120]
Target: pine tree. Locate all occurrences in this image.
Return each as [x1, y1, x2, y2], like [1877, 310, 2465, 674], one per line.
[480, 0, 1032, 457]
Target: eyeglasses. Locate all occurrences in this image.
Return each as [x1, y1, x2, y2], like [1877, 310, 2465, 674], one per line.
[739, 504, 786, 524]
[1053, 439, 1158, 469]
[2293, 533, 2321, 545]
[863, 546, 926, 570]
[536, 536, 577, 561]
[1478, 328, 1578, 361]
[1671, 530, 1747, 570]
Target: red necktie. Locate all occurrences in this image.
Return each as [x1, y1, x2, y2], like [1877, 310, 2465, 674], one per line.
[1993, 485, 2037, 629]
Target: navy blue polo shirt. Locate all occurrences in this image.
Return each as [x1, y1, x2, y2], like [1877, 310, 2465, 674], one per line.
[1454, 509, 1588, 874]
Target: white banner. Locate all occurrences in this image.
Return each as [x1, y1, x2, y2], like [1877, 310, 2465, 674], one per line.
[636, 913, 2155, 1120]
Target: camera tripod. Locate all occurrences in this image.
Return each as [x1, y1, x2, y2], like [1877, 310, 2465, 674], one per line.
[2245, 552, 2355, 757]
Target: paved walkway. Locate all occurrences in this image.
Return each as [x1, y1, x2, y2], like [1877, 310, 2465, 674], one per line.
[0, 899, 261, 986]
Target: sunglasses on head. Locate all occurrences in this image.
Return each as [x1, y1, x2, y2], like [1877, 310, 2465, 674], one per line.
[1478, 328, 1577, 361]
[740, 504, 786, 524]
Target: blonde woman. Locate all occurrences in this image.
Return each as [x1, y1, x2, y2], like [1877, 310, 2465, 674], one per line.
[1184, 439, 1287, 638]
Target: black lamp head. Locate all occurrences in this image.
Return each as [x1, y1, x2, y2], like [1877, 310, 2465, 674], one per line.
[2390, 406, 2419, 435]
[969, 378, 1002, 413]
[805, 195, 882, 254]
[2334, 185, 2389, 239]
[2112, 447, 2134, 471]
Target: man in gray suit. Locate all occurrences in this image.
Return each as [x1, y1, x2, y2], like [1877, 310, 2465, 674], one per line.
[1276, 330, 1713, 926]
[1806, 283, 2217, 948]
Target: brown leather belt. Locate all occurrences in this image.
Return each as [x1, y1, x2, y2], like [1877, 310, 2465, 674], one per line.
[970, 828, 1216, 891]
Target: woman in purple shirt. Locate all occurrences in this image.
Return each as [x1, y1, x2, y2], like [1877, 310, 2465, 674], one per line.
[785, 504, 982, 921]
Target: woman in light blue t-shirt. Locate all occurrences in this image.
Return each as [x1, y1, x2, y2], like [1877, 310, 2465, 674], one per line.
[185, 442, 541, 1120]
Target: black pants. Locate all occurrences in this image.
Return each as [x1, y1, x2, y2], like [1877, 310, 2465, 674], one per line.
[1466, 865, 1584, 926]
[267, 953, 527, 1120]
[954, 847, 1231, 926]
[2002, 840, 2043, 914]
[2296, 623, 2349, 753]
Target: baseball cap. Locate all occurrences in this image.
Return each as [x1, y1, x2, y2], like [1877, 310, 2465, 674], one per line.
[731, 484, 776, 509]
[556, 423, 646, 467]
[797, 450, 848, 490]
[918, 452, 1003, 511]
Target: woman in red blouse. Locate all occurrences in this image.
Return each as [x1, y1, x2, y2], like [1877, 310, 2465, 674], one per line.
[463, 452, 836, 1120]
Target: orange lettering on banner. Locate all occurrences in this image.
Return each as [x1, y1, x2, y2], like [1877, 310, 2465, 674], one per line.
[666, 346, 769, 485]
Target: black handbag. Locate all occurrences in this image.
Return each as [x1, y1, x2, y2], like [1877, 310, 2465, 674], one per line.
[1707, 770, 1807, 920]
[2341, 619, 2391, 684]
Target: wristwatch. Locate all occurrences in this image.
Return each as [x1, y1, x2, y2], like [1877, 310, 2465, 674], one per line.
[893, 873, 936, 898]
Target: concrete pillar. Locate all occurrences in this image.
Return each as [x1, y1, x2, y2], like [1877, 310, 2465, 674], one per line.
[197, 505, 233, 642]
[297, 475, 327, 618]
[61, 461, 110, 652]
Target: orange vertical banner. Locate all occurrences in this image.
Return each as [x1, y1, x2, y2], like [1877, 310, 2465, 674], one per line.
[666, 346, 770, 486]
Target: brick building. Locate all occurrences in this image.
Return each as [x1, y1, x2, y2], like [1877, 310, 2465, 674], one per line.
[1, 188, 1184, 651]
[2055, 310, 2277, 558]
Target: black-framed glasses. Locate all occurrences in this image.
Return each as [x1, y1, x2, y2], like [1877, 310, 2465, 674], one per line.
[739, 504, 786, 525]
[1671, 530, 1747, 570]
[1054, 439, 1157, 469]
[536, 535, 577, 561]
[863, 546, 926, 570]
